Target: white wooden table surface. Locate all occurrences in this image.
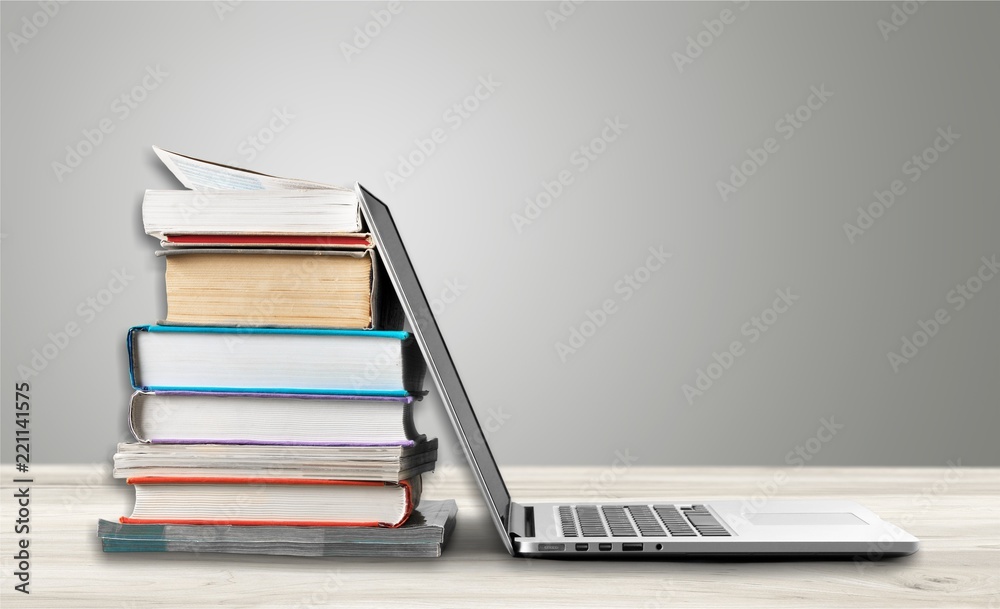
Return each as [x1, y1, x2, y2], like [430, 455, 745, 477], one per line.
[2, 465, 997, 608]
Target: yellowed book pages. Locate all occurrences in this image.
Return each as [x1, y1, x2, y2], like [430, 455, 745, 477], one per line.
[164, 251, 373, 329]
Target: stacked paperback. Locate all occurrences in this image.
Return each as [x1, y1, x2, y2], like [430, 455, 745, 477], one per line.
[98, 148, 456, 558]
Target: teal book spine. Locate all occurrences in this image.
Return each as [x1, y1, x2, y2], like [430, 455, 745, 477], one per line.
[126, 325, 424, 396]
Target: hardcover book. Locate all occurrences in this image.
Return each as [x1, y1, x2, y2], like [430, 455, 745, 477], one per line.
[158, 248, 401, 330]
[127, 325, 426, 396]
[128, 391, 422, 446]
[120, 476, 421, 527]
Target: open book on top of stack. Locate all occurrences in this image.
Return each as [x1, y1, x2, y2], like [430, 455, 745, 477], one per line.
[100, 148, 453, 557]
[144, 149, 401, 329]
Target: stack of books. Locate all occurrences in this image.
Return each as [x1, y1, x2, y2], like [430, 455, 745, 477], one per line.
[98, 148, 456, 558]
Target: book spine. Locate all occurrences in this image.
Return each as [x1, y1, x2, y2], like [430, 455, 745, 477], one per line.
[118, 517, 383, 527]
[127, 391, 150, 443]
[126, 326, 150, 390]
[372, 250, 405, 331]
[401, 337, 428, 395]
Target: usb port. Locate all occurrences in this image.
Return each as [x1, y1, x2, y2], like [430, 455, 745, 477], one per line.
[598, 543, 613, 551]
[575, 543, 589, 551]
[622, 543, 643, 552]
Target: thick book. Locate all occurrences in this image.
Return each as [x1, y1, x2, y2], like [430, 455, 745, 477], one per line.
[158, 248, 401, 330]
[113, 439, 438, 482]
[127, 325, 426, 396]
[142, 189, 370, 247]
[128, 390, 422, 446]
[98, 499, 458, 558]
[120, 476, 420, 527]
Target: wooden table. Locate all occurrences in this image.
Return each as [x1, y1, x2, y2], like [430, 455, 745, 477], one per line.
[2, 465, 997, 608]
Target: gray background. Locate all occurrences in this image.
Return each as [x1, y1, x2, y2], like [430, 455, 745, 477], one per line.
[2, 1, 998, 470]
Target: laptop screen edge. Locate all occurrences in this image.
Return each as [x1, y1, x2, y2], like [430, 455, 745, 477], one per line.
[355, 183, 515, 554]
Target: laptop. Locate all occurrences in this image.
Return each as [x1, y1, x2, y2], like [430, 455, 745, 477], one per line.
[355, 183, 919, 558]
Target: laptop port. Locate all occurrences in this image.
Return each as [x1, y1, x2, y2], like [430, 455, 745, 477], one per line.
[575, 543, 589, 552]
[598, 543, 613, 551]
[622, 543, 643, 552]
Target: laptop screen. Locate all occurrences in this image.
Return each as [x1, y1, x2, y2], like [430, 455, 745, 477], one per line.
[356, 184, 513, 542]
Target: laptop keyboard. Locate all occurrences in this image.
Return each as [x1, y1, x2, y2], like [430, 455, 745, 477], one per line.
[557, 504, 731, 538]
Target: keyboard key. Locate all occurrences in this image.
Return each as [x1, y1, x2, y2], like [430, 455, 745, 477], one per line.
[575, 505, 609, 537]
[653, 505, 697, 537]
[558, 505, 578, 537]
[626, 505, 666, 537]
[682, 505, 731, 537]
[602, 506, 638, 537]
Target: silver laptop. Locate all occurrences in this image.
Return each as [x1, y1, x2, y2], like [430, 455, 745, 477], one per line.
[356, 183, 919, 558]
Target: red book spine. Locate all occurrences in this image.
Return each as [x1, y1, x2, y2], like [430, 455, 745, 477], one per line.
[164, 234, 371, 247]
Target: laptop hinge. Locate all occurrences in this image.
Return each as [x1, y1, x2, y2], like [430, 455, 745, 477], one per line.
[508, 502, 534, 539]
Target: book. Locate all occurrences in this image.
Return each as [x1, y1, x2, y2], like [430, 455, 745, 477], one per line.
[127, 325, 426, 396]
[99, 146, 447, 556]
[159, 248, 399, 329]
[120, 476, 420, 527]
[161, 234, 373, 249]
[142, 189, 370, 247]
[113, 439, 439, 482]
[98, 499, 458, 558]
[152, 146, 335, 191]
[128, 390, 422, 446]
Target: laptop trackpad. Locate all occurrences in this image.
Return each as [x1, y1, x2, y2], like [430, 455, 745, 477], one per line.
[748, 513, 867, 526]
